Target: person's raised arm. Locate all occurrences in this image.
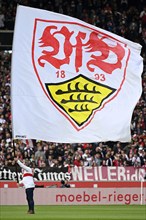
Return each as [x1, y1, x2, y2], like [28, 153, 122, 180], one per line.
[15, 158, 32, 173]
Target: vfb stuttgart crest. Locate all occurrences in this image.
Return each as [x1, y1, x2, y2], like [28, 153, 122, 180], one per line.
[32, 19, 130, 130]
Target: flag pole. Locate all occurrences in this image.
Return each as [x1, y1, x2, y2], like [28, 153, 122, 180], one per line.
[140, 176, 144, 205]
[13, 139, 19, 183]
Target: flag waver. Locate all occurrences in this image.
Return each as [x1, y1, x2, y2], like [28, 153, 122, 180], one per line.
[11, 5, 143, 143]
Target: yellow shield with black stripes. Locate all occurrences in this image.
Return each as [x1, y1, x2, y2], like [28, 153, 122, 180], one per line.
[46, 75, 115, 126]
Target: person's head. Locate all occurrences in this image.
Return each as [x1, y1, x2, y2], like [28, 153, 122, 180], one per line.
[58, 156, 62, 162]
[61, 180, 65, 185]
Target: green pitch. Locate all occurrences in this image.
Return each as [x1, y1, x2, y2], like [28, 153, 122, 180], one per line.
[0, 205, 145, 220]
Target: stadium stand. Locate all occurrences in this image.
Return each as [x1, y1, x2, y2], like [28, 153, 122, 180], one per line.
[0, 0, 146, 168]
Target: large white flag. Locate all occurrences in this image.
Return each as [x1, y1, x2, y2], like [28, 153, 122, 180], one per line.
[11, 5, 143, 143]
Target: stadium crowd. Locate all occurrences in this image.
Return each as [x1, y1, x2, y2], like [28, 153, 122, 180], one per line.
[0, 0, 146, 169]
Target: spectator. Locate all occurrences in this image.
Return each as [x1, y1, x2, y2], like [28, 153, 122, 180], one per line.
[105, 153, 113, 166]
[113, 154, 121, 166]
[132, 153, 141, 167]
[34, 144, 46, 165]
[93, 153, 102, 166]
[140, 6, 146, 28]
[73, 154, 83, 167]
[60, 179, 70, 188]
[0, 9, 5, 29]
